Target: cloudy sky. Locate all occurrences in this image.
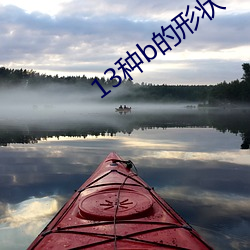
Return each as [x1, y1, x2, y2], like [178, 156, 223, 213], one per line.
[0, 0, 250, 85]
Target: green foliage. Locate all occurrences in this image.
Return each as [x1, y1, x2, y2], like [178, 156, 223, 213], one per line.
[0, 67, 92, 89]
[242, 63, 250, 83]
[209, 63, 250, 104]
[0, 64, 249, 104]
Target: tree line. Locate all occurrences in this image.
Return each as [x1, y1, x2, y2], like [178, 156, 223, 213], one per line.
[208, 63, 250, 105]
[0, 63, 249, 104]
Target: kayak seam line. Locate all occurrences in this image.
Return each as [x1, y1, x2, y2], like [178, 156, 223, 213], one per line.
[148, 189, 186, 225]
[147, 190, 213, 249]
[54, 225, 192, 236]
[83, 170, 114, 189]
[40, 192, 82, 238]
[29, 190, 82, 249]
[81, 183, 142, 190]
[56, 220, 182, 230]
[78, 169, 151, 193]
[55, 225, 191, 250]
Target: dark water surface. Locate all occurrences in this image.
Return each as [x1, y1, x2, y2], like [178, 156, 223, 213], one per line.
[0, 105, 250, 249]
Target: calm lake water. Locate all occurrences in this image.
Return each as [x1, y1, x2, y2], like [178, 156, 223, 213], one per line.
[0, 104, 250, 249]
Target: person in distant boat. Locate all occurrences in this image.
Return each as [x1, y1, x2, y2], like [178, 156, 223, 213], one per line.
[124, 105, 127, 109]
[119, 105, 122, 109]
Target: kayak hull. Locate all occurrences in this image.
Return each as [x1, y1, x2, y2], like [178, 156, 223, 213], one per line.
[28, 152, 212, 249]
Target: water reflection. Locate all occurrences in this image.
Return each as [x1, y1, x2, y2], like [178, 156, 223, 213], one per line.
[0, 109, 250, 249]
[0, 196, 59, 228]
[0, 196, 62, 250]
[0, 107, 250, 149]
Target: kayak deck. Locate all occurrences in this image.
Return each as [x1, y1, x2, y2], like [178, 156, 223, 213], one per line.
[28, 152, 212, 249]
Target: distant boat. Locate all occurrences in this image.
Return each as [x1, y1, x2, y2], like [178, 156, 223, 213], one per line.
[115, 107, 132, 113]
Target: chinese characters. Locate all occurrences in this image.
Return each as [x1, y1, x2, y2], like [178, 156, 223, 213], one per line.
[92, 0, 226, 98]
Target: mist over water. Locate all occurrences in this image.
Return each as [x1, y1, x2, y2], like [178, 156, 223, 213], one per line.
[0, 84, 250, 249]
[0, 85, 108, 121]
[0, 84, 199, 125]
[0, 85, 250, 149]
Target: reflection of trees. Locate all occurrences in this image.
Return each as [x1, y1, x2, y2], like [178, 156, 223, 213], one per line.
[202, 109, 250, 149]
[0, 109, 250, 149]
[0, 131, 38, 146]
[241, 134, 250, 149]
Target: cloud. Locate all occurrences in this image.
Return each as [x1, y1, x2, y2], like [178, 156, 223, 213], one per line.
[185, 13, 250, 50]
[58, 0, 186, 19]
[157, 186, 250, 216]
[0, 196, 62, 249]
[0, 1, 249, 84]
[0, 196, 59, 229]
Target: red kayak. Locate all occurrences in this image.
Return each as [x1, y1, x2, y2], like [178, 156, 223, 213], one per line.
[28, 152, 212, 249]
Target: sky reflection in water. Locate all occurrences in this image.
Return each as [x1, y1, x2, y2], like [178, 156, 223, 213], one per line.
[0, 127, 250, 249]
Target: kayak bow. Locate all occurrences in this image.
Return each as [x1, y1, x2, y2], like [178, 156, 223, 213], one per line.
[28, 152, 212, 249]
